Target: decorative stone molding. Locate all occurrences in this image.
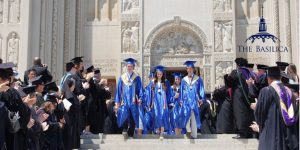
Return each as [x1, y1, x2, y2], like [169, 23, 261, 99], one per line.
[144, 16, 208, 55]
[204, 67, 211, 91]
[214, 61, 233, 87]
[122, 0, 139, 14]
[51, 0, 59, 79]
[121, 21, 140, 53]
[6, 32, 19, 65]
[214, 21, 232, 52]
[8, 0, 20, 23]
[0, 0, 3, 23]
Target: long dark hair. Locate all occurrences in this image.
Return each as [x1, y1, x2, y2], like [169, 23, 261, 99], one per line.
[153, 71, 166, 91]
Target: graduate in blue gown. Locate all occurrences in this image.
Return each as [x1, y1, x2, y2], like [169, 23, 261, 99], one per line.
[115, 58, 144, 137]
[143, 72, 155, 134]
[169, 73, 185, 135]
[152, 65, 171, 139]
[180, 61, 206, 139]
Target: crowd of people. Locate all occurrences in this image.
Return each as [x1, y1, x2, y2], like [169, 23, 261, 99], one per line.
[0, 56, 299, 150]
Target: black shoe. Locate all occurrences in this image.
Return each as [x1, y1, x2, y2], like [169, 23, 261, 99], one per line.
[232, 134, 248, 139]
[232, 135, 241, 139]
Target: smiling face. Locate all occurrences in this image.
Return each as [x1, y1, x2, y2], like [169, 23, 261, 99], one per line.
[156, 71, 163, 80]
[175, 77, 181, 85]
[186, 67, 194, 76]
[126, 64, 134, 73]
[28, 70, 36, 80]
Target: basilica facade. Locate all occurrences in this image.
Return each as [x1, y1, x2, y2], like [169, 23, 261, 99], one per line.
[0, 0, 298, 93]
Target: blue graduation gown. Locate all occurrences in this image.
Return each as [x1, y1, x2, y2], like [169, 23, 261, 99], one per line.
[180, 75, 206, 129]
[115, 72, 144, 128]
[152, 80, 171, 130]
[169, 85, 186, 129]
[142, 81, 155, 133]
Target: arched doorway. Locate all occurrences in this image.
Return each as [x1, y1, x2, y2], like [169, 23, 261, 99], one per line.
[143, 17, 211, 91]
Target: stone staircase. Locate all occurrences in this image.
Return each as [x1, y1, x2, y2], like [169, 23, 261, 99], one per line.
[80, 134, 258, 150]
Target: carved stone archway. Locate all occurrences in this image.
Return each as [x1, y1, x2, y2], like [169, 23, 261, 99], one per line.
[143, 17, 211, 90]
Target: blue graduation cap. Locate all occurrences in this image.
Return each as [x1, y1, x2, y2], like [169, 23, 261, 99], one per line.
[183, 61, 196, 68]
[123, 58, 137, 66]
[155, 65, 165, 72]
[172, 72, 182, 78]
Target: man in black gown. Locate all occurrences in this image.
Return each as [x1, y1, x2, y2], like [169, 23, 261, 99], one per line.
[230, 58, 255, 138]
[88, 68, 111, 134]
[0, 62, 31, 150]
[255, 66, 299, 150]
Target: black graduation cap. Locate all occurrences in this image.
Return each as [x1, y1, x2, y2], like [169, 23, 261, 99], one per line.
[257, 64, 269, 70]
[246, 63, 254, 69]
[30, 75, 44, 85]
[267, 66, 281, 78]
[70, 56, 84, 64]
[34, 66, 47, 76]
[276, 61, 289, 71]
[22, 85, 37, 95]
[235, 58, 248, 67]
[281, 72, 291, 84]
[0, 62, 15, 76]
[286, 84, 299, 93]
[66, 62, 75, 69]
[44, 81, 58, 92]
[94, 68, 101, 74]
[84, 63, 94, 73]
[44, 93, 60, 103]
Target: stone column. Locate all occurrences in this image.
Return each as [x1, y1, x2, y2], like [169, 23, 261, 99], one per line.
[285, 0, 292, 62]
[94, 0, 99, 21]
[273, 0, 281, 61]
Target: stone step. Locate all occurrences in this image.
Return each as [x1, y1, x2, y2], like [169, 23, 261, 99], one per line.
[83, 143, 257, 150]
[79, 134, 259, 150]
[81, 138, 258, 145]
[80, 134, 246, 140]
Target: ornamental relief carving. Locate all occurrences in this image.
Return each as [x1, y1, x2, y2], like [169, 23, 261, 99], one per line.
[151, 27, 203, 55]
[7, 32, 19, 65]
[144, 17, 208, 57]
[215, 61, 233, 87]
[121, 21, 139, 53]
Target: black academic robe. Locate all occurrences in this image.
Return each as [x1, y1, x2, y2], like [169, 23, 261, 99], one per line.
[255, 84, 299, 150]
[88, 79, 111, 134]
[39, 109, 61, 150]
[214, 86, 236, 134]
[103, 102, 122, 134]
[27, 107, 42, 150]
[0, 101, 7, 149]
[72, 72, 87, 129]
[66, 93, 81, 149]
[229, 70, 254, 137]
[1, 88, 31, 150]
[35, 94, 45, 109]
[199, 101, 217, 134]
